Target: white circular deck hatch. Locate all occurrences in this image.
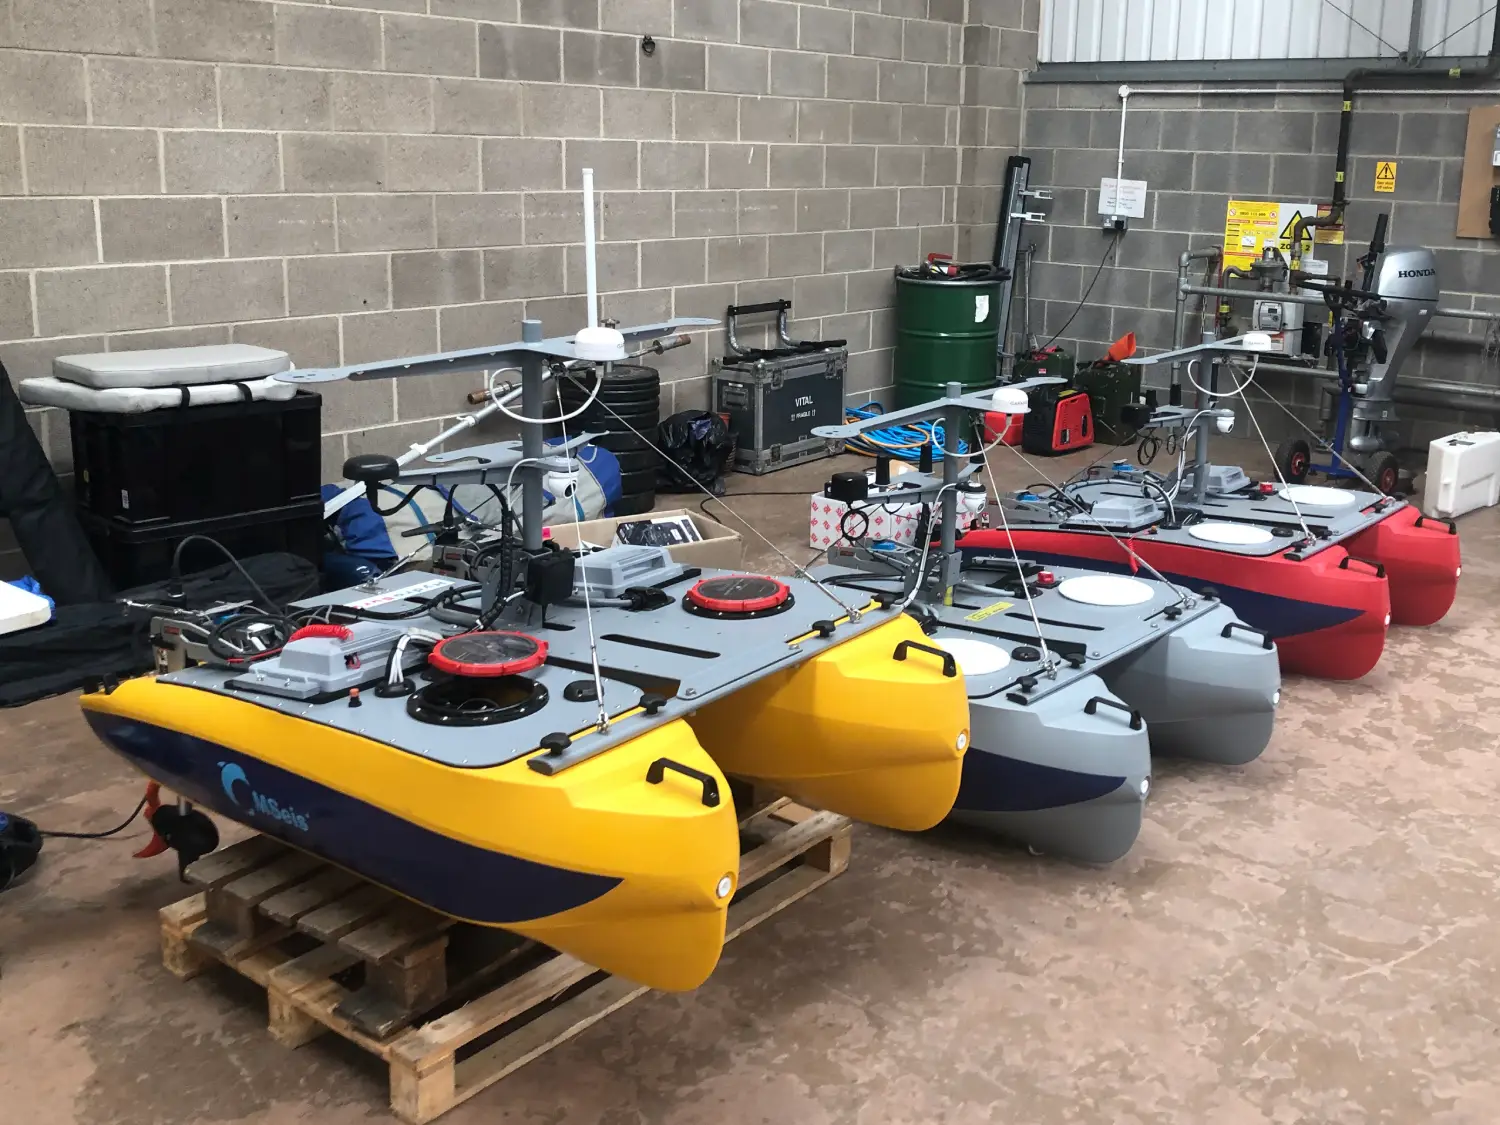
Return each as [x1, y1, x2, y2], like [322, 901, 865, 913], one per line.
[931, 637, 1011, 677]
[1056, 575, 1155, 606]
[1281, 484, 1358, 507]
[1187, 521, 1275, 546]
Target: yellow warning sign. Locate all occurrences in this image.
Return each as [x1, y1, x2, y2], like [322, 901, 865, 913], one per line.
[1375, 161, 1397, 193]
[965, 600, 1014, 623]
[1313, 203, 1345, 247]
[1223, 199, 1343, 269]
[1223, 200, 1282, 269]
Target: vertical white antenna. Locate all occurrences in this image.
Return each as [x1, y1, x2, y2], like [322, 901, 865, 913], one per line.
[574, 168, 623, 361]
[582, 166, 599, 329]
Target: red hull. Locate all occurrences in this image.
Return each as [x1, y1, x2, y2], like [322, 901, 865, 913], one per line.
[1344, 505, 1461, 627]
[962, 528, 1391, 681]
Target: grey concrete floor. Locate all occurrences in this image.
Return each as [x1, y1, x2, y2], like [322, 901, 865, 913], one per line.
[3, 439, 1499, 1125]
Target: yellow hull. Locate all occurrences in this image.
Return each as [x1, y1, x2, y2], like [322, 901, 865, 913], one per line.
[688, 614, 970, 831]
[80, 679, 740, 992]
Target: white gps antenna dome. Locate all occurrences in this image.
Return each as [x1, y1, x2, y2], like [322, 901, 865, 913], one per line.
[991, 385, 1031, 414]
[1241, 331, 1275, 352]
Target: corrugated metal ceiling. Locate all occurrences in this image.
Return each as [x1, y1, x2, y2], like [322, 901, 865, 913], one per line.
[1040, 0, 1496, 64]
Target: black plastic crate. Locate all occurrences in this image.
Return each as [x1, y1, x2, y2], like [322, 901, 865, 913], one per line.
[80, 502, 325, 590]
[71, 392, 322, 527]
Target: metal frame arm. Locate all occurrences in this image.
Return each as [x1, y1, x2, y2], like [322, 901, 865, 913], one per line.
[276, 318, 717, 385]
[811, 376, 1065, 441]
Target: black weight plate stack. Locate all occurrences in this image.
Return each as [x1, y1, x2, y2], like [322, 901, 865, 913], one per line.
[549, 363, 661, 516]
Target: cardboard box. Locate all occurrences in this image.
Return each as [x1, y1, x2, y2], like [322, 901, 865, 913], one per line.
[546, 508, 745, 570]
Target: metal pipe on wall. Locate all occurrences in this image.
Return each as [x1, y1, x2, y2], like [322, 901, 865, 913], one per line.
[1178, 281, 1500, 325]
[1236, 358, 1500, 410]
[1171, 248, 1222, 392]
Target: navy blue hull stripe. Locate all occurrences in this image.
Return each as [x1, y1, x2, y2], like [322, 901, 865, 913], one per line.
[956, 746, 1129, 813]
[85, 712, 621, 924]
[963, 546, 1365, 640]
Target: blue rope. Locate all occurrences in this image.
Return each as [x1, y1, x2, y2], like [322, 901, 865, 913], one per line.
[843, 402, 969, 462]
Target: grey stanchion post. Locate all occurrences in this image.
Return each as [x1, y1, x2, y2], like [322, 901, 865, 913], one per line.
[1194, 330, 1215, 506]
[520, 317, 546, 551]
[940, 381, 962, 591]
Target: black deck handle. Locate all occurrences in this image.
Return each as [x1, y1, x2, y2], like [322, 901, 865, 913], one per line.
[646, 758, 721, 808]
[893, 640, 958, 678]
[1084, 696, 1144, 730]
[726, 299, 791, 320]
[1339, 555, 1387, 579]
[1221, 621, 1274, 650]
[1414, 515, 1458, 535]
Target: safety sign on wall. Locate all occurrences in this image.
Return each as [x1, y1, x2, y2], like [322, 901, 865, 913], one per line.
[1375, 161, 1397, 192]
[1222, 200, 1343, 270]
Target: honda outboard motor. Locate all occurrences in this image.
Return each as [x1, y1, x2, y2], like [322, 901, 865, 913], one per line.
[1350, 247, 1438, 452]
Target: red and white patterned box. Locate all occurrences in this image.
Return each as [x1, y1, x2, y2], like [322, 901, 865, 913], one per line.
[808, 493, 979, 548]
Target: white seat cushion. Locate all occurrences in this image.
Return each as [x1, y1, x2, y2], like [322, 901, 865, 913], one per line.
[18, 375, 297, 413]
[52, 344, 291, 389]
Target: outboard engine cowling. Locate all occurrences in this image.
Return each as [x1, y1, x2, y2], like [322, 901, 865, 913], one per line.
[1350, 247, 1438, 450]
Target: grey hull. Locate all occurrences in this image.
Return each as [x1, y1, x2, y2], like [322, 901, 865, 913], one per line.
[950, 670, 1151, 864]
[1100, 603, 1279, 766]
[950, 788, 1145, 866]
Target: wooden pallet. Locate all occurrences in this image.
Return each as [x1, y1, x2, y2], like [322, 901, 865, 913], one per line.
[159, 798, 850, 1124]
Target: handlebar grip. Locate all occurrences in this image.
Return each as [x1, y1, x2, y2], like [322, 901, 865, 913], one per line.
[892, 640, 958, 678]
[726, 300, 791, 320]
[645, 758, 722, 808]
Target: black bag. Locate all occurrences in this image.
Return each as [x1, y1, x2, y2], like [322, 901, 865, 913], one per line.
[0, 552, 318, 708]
[0, 361, 113, 604]
[656, 410, 733, 496]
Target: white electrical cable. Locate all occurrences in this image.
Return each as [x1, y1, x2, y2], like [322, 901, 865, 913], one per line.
[976, 454, 1057, 677]
[553, 369, 861, 618]
[1112, 84, 1129, 225]
[1121, 85, 1480, 98]
[1184, 356, 1256, 400]
[1193, 356, 1315, 539]
[997, 441, 1195, 606]
[552, 383, 609, 732]
[1233, 386, 1316, 540]
[896, 482, 958, 611]
[1240, 384, 1394, 497]
[486, 365, 606, 426]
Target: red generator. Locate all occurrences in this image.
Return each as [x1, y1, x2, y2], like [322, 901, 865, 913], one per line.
[1021, 385, 1094, 455]
[983, 410, 1024, 446]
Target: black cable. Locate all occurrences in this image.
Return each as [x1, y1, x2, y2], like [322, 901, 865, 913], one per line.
[838, 506, 870, 544]
[698, 491, 812, 519]
[170, 534, 277, 610]
[1037, 233, 1120, 354]
[38, 794, 149, 839]
[324, 584, 481, 621]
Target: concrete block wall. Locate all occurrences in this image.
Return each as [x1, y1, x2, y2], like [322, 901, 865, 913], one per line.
[0, 0, 1038, 580]
[1018, 83, 1500, 450]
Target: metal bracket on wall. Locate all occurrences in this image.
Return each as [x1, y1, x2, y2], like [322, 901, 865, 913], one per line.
[991, 155, 1051, 377]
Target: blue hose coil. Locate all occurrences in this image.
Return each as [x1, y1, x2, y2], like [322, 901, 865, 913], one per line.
[843, 402, 969, 463]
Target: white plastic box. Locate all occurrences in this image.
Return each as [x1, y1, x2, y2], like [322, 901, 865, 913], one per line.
[1423, 431, 1500, 519]
[0, 582, 52, 636]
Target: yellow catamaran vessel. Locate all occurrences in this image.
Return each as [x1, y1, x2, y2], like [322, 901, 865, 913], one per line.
[81, 324, 968, 993]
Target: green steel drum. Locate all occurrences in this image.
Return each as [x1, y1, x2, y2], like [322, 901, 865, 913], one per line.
[894, 263, 1006, 416]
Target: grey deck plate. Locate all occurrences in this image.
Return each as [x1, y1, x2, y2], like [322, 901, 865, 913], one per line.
[811, 558, 1220, 704]
[1052, 480, 1403, 558]
[165, 570, 895, 773]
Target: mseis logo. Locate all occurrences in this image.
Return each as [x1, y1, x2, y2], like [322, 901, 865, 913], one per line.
[219, 761, 310, 832]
